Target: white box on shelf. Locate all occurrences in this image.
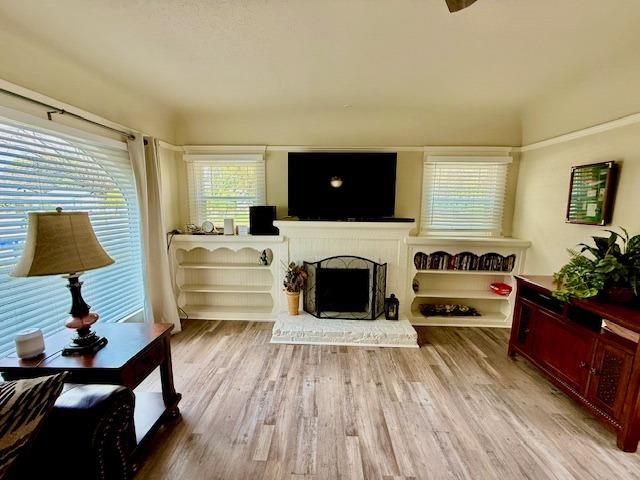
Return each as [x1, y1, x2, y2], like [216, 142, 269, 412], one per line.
[224, 218, 235, 235]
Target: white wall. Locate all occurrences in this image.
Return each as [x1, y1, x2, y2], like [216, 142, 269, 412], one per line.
[173, 149, 517, 236]
[159, 146, 188, 232]
[522, 52, 640, 145]
[0, 27, 176, 142]
[175, 107, 521, 147]
[513, 50, 640, 274]
[513, 123, 640, 274]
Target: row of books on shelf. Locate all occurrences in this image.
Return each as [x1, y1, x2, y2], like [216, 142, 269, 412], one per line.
[414, 251, 516, 272]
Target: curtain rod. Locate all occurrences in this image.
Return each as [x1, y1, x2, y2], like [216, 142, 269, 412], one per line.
[0, 88, 136, 141]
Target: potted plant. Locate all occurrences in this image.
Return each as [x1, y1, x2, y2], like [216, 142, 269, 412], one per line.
[553, 228, 640, 304]
[283, 262, 307, 315]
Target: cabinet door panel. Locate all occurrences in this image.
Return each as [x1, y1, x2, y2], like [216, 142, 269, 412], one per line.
[588, 341, 633, 421]
[534, 309, 595, 394]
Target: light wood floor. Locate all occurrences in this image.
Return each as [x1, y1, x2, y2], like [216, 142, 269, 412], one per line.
[137, 320, 640, 479]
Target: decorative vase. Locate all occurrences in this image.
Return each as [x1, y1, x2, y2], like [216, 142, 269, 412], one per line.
[603, 286, 637, 305]
[286, 291, 300, 315]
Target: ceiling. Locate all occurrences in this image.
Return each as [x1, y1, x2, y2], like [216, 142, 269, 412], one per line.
[1, 0, 640, 144]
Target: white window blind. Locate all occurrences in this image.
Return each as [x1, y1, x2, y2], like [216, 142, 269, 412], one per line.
[0, 113, 144, 357]
[186, 154, 266, 227]
[420, 156, 511, 237]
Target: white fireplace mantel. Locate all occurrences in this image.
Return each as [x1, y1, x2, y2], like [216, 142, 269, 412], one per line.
[274, 220, 416, 314]
[271, 220, 419, 348]
[273, 220, 417, 239]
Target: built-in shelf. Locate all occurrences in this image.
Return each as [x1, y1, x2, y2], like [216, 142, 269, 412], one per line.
[413, 289, 510, 300]
[415, 270, 513, 276]
[410, 310, 508, 327]
[182, 304, 274, 321]
[170, 235, 284, 322]
[407, 237, 530, 328]
[179, 284, 272, 294]
[179, 262, 270, 270]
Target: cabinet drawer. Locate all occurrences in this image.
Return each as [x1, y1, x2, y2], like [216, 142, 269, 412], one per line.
[134, 342, 164, 385]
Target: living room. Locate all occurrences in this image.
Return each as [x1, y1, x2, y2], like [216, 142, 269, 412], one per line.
[1, 1, 640, 479]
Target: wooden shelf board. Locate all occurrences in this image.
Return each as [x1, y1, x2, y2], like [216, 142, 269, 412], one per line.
[132, 391, 167, 445]
[413, 289, 510, 300]
[179, 262, 270, 270]
[180, 284, 272, 294]
[181, 304, 275, 321]
[415, 270, 513, 276]
[410, 311, 508, 327]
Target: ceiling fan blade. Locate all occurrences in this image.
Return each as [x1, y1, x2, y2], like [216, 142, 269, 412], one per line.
[445, 0, 479, 13]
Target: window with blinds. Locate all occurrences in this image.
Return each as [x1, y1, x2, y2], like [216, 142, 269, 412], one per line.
[0, 113, 144, 357]
[186, 154, 266, 227]
[420, 156, 511, 237]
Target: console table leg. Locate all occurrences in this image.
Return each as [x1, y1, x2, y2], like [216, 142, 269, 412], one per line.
[159, 335, 181, 415]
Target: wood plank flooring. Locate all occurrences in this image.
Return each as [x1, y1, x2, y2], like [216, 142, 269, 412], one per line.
[136, 320, 640, 479]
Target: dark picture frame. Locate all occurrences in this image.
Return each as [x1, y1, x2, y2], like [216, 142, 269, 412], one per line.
[566, 161, 617, 225]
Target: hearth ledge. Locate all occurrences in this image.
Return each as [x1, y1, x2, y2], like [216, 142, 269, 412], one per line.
[271, 312, 419, 348]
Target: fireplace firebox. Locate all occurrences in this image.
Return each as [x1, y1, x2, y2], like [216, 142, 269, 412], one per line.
[303, 256, 387, 320]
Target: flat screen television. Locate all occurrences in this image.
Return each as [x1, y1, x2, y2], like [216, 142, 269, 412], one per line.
[288, 152, 397, 220]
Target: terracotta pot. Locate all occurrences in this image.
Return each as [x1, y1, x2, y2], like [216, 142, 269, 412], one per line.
[603, 286, 637, 305]
[286, 291, 300, 315]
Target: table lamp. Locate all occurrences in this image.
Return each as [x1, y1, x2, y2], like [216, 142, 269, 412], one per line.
[12, 208, 114, 356]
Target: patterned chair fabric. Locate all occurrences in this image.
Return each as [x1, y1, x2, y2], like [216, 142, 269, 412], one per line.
[0, 373, 68, 479]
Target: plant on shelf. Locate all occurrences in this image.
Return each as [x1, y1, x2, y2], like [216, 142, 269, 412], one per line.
[553, 227, 640, 304]
[283, 262, 307, 315]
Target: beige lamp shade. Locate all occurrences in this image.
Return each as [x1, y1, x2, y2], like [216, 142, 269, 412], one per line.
[11, 210, 114, 277]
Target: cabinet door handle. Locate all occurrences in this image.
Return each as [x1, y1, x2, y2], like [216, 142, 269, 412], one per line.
[524, 328, 530, 334]
[590, 367, 600, 376]
[578, 361, 589, 369]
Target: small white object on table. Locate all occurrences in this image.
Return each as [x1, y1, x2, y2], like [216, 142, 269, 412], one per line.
[15, 328, 45, 359]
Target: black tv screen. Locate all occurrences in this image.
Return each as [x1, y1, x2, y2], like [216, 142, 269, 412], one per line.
[288, 152, 397, 220]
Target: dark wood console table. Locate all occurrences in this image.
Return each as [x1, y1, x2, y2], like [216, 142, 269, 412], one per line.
[509, 275, 640, 451]
[0, 323, 181, 455]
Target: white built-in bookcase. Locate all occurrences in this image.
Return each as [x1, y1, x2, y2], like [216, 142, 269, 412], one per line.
[169, 229, 530, 328]
[406, 237, 530, 327]
[169, 235, 284, 321]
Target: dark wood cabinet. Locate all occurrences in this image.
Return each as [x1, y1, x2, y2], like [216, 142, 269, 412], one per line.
[509, 276, 640, 452]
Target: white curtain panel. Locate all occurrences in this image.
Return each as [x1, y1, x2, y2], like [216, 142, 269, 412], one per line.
[127, 136, 181, 331]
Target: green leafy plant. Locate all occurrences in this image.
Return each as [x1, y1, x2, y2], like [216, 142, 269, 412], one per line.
[283, 262, 307, 293]
[553, 227, 640, 302]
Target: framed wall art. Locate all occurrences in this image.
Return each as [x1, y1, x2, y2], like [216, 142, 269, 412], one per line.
[566, 161, 617, 225]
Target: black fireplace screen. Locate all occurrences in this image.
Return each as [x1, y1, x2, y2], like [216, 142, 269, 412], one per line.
[303, 256, 387, 320]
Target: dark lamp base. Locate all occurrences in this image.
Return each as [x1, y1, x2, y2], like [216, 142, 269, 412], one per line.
[62, 275, 108, 356]
[62, 328, 108, 356]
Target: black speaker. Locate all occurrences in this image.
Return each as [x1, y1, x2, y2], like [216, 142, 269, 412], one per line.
[249, 206, 279, 235]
